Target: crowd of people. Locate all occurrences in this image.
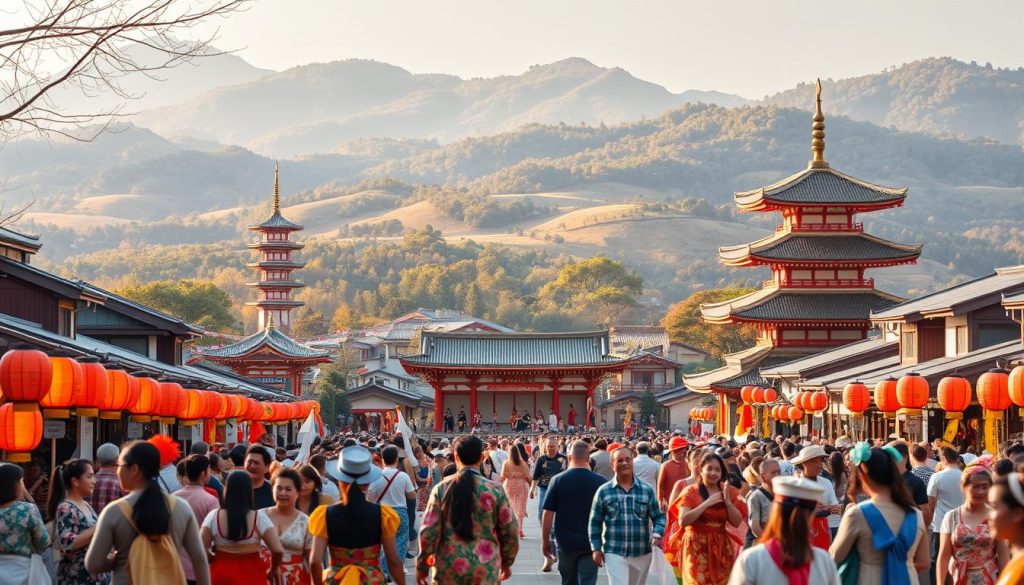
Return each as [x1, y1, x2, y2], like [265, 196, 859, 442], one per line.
[0, 427, 1022, 585]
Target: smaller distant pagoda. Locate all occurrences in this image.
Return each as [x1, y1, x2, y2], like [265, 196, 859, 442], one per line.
[203, 165, 330, 396]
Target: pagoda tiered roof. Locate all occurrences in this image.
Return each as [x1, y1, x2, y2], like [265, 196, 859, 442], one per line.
[246, 260, 306, 270]
[702, 288, 903, 325]
[684, 345, 803, 393]
[734, 166, 908, 212]
[720, 232, 921, 267]
[247, 240, 304, 250]
[203, 319, 330, 362]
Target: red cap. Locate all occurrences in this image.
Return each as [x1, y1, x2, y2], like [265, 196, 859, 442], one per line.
[607, 443, 625, 453]
[669, 436, 689, 451]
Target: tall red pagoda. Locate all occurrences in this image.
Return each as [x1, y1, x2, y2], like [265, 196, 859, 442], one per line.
[202, 165, 331, 396]
[685, 81, 920, 427]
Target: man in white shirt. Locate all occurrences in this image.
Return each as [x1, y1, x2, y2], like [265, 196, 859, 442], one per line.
[368, 445, 417, 581]
[489, 438, 509, 474]
[549, 411, 559, 432]
[927, 447, 964, 585]
[631, 442, 660, 489]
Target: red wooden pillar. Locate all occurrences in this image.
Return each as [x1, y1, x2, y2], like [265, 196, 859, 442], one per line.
[433, 383, 444, 432]
[551, 378, 561, 419]
[469, 381, 478, 423]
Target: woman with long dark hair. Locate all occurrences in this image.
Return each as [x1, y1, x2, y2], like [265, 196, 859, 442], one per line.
[828, 451, 848, 539]
[308, 446, 404, 585]
[295, 465, 332, 516]
[0, 462, 50, 583]
[669, 451, 747, 585]
[201, 470, 283, 585]
[830, 443, 930, 585]
[500, 442, 531, 538]
[48, 459, 109, 585]
[417, 435, 519, 585]
[85, 439, 209, 585]
[727, 476, 840, 584]
[990, 469, 1024, 585]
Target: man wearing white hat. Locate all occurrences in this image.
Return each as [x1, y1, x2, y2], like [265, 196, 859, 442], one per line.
[791, 445, 841, 549]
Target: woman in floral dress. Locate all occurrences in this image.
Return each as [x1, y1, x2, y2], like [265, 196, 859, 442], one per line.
[48, 459, 110, 585]
[261, 469, 311, 585]
[0, 462, 51, 583]
[669, 452, 746, 585]
[413, 444, 433, 513]
[937, 466, 1010, 585]
[500, 443, 530, 538]
[417, 436, 519, 585]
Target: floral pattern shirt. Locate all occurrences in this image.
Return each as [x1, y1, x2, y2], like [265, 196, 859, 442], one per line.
[417, 468, 519, 584]
[56, 500, 111, 585]
[0, 500, 50, 557]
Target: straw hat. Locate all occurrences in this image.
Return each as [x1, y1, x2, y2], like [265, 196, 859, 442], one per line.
[791, 445, 829, 465]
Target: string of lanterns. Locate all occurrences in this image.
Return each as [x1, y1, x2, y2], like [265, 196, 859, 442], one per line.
[0, 348, 316, 462]
[689, 406, 715, 421]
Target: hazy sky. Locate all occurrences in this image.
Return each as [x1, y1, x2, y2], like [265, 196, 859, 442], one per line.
[199, 0, 1024, 97]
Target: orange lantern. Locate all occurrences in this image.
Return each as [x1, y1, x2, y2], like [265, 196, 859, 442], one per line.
[214, 394, 232, 420]
[128, 377, 161, 422]
[740, 386, 755, 404]
[180, 389, 205, 424]
[937, 375, 972, 419]
[977, 368, 1011, 412]
[793, 392, 806, 411]
[896, 372, 928, 411]
[98, 367, 133, 420]
[0, 402, 43, 462]
[75, 358, 106, 418]
[751, 387, 765, 404]
[1007, 366, 1024, 413]
[244, 397, 260, 421]
[0, 348, 52, 403]
[763, 388, 777, 403]
[809, 391, 828, 413]
[843, 382, 871, 416]
[788, 406, 805, 422]
[41, 356, 82, 419]
[874, 377, 899, 416]
[157, 382, 182, 423]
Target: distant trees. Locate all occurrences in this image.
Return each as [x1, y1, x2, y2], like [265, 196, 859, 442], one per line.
[315, 360, 351, 431]
[662, 287, 758, 358]
[291, 309, 329, 338]
[116, 279, 237, 332]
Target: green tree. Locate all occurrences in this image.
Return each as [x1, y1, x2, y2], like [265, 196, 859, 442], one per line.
[542, 256, 644, 324]
[291, 309, 329, 338]
[662, 287, 758, 358]
[116, 279, 238, 332]
[638, 389, 662, 429]
[316, 362, 352, 430]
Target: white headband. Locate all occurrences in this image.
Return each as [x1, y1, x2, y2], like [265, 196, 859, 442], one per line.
[1009, 473, 1024, 507]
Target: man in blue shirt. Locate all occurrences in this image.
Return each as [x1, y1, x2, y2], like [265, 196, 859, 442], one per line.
[588, 446, 666, 585]
[543, 440, 606, 585]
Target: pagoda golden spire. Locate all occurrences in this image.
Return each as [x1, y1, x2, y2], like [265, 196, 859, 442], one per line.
[272, 161, 281, 214]
[810, 79, 828, 169]
[266, 312, 276, 331]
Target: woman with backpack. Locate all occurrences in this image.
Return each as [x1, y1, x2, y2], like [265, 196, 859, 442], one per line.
[47, 458, 110, 585]
[85, 440, 209, 585]
[830, 443, 930, 585]
[201, 470, 283, 585]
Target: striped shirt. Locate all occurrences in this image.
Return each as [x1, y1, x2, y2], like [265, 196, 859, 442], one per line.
[588, 477, 666, 558]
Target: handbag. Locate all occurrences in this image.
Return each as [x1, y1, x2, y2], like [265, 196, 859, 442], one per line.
[837, 546, 859, 585]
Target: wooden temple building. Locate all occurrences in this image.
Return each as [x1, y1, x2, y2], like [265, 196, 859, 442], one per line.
[201, 165, 331, 395]
[685, 82, 921, 433]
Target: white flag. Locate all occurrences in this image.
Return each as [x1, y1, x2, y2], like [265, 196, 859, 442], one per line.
[294, 410, 319, 465]
[395, 406, 415, 458]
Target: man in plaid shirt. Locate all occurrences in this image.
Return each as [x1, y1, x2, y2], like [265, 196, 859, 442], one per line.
[589, 446, 666, 585]
[89, 443, 123, 514]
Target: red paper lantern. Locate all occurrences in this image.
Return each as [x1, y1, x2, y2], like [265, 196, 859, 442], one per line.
[751, 387, 766, 404]
[740, 386, 754, 404]
[843, 382, 871, 415]
[977, 368, 1011, 411]
[98, 367, 134, 420]
[0, 402, 43, 462]
[180, 389, 205, 422]
[896, 372, 928, 410]
[157, 382, 182, 423]
[793, 392, 807, 411]
[937, 376, 972, 417]
[244, 398, 261, 421]
[788, 406, 805, 422]
[1008, 366, 1024, 409]
[763, 388, 777, 403]
[128, 377, 161, 422]
[41, 357, 82, 419]
[75, 358, 106, 418]
[214, 394, 232, 420]
[0, 348, 52, 403]
[874, 377, 899, 414]
[809, 391, 828, 413]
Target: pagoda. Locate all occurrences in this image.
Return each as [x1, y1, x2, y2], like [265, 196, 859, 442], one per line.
[202, 165, 331, 396]
[685, 81, 920, 423]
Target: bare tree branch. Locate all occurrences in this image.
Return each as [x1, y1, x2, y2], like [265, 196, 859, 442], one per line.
[0, 0, 249, 143]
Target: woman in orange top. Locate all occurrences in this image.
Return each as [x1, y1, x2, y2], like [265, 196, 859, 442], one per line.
[990, 469, 1024, 585]
[669, 451, 746, 585]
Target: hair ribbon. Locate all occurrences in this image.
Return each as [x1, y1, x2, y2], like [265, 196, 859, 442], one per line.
[881, 445, 904, 464]
[850, 442, 872, 466]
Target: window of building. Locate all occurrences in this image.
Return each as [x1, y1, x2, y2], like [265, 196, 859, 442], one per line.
[634, 371, 654, 387]
[955, 325, 968, 354]
[977, 323, 1018, 348]
[901, 331, 916, 360]
[58, 305, 74, 337]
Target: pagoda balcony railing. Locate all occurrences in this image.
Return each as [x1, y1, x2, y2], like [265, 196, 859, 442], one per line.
[776, 222, 863, 233]
[766, 278, 875, 289]
[608, 383, 674, 395]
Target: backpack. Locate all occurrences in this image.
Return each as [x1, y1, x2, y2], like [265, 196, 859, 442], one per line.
[115, 496, 187, 585]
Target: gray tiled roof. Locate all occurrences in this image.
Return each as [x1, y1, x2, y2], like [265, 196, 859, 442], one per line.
[203, 326, 330, 359]
[610, 326, 670, 353]
[858, 339, 1024, 386]
[733, 292, 899, 322]
[873, 265, 1024, 321]
[249, 212, 302, 230]
[760, 337, 897, 378]
[737, 167, 907, 206]
[401, 330, 624, 367]
[0, 226, 42, 251]
[753, 235, 921, 262]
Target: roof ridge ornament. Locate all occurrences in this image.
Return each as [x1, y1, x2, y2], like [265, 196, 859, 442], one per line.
[810, 79, 829, 169]
[272, 161, 281, 214]
[266, 312, 276, 331]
